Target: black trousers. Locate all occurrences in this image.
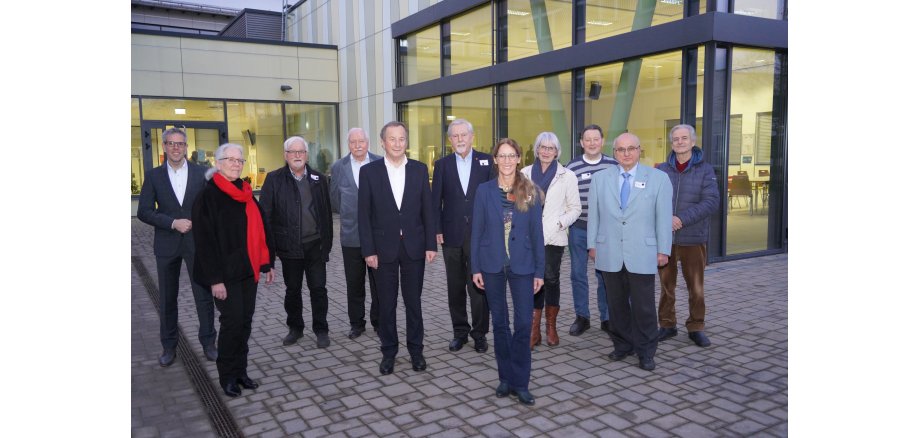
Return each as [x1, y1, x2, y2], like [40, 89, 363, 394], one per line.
[534, 245, 565, 309]
[602, 267, 659, 360]
[280, 239, 329, 334]
[442, 237, 489, 340]
[213, 277, 257, 385]
[156, 239, 215, 350]
[342, 245, 379, 330]
[375, 241, 425, 359]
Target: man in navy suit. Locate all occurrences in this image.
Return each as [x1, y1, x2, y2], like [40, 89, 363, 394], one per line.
[137, 127, 217, 367]
[431, 119, 494, 354]
[358, 121, 438, 376]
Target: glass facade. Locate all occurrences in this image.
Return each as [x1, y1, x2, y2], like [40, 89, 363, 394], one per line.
[733, 0, 785, 19]
[445, 87, 494, 154]
[448, 5, 493, 76]
[506, 73, 572, 166]
[399, 24, 441, 86]
[285, 103, 339, 176]
[226, 102, 283, 189]
[506, 0, 572, 62]
[131, 98, 143, 194]
[584, 0, 684, 43]
[400, 97, 442, 175]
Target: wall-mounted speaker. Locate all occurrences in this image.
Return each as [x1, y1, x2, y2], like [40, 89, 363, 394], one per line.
[589, 81, 602, 100]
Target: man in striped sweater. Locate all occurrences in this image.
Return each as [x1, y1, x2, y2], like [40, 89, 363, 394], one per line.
[566, 124, 618, 337]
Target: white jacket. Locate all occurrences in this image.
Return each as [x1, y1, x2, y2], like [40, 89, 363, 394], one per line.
[521, 162, 582, 247]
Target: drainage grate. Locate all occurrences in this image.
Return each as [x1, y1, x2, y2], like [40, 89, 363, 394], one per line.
[133, 256, 243, 438]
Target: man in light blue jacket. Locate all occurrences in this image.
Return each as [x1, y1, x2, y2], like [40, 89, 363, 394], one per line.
[588, 132, 673, 371]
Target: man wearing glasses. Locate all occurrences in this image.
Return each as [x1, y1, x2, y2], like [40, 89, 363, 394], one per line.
[588, 133, 672, 371]
[137, 127, 217, 367]
[259, 136, 334, 349]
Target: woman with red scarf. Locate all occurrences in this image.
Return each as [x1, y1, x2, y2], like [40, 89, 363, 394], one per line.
[192, 143, 275, 398]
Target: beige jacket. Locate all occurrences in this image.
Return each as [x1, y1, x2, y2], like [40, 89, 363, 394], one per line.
[521, 162, 582, 247]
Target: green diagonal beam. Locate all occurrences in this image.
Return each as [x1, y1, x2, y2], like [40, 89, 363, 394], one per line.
[609, 0, 657, 140]
[530, 0, 569, 144]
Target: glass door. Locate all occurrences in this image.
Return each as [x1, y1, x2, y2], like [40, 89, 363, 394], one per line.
[141, 121, 228, 173]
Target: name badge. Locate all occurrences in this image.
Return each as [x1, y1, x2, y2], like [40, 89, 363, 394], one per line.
[311, 174, 320, 181]
[634, 181, 646, 189]
[479, 159, 490, 166]
[581, 173, 592, 180]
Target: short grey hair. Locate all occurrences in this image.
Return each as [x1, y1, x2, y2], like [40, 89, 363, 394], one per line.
[533, 131, 561, 158]
[162, 127, 187, 143]
[283, 136, 309, 153]
[347, 127, 369, 142]
[669, 124, 697, 142]
[447, 119, 474, 136]
[206, 143, 244, 180]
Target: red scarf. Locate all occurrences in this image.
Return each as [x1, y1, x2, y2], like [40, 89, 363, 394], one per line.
[213, 173, 270, 283]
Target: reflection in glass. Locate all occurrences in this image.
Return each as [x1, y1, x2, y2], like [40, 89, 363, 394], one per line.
[584, 50, 682, 166]
[286, 103, 338, 176]
[584, 0, 683, 43]
[140, 98, 225, 121]
[506, 72, 572, 167]
[399, 25, 441, 86]
[448, 5, 493, 76]
[725, 48, 777, 255]
[400, 97, 442, 177]
[506, 0, 572, 62]
[132, 98, 143, 194]
[445, 87, 493, 155]
[226, 101, 284, 190]
[733, 0, 783, 19]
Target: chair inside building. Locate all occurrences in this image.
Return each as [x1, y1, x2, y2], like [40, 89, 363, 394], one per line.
[728, 174, 754, 215]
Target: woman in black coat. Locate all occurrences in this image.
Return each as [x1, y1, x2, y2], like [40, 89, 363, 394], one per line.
[192, 143, 275, 398]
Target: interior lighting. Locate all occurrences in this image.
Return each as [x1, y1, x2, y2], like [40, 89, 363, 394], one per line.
[507, 9, 530, 16]
[450, 31, 471, 36]
[175, 108, 186, 115]
[586, 20, 612, 26]
[446, 115, 456, 120]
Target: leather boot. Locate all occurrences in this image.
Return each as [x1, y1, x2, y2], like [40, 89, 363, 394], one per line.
[530, 309, 542, 350]
[545, 305, 560, 346]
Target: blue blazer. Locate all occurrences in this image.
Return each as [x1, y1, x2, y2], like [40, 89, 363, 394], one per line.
[357, 157, 436, 263]
[470, 179, 545, 278]
[137, 161, 207, 257]
[431, 150, 495, 247]
[587, 163, 673, 275]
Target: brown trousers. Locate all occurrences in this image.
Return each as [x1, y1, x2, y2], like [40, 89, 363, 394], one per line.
[657, 244, 707, 332]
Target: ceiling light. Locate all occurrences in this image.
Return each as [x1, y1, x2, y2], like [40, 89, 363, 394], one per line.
[174, 108, 186, 115]
[755, 59, 766, 63]
[446, 115, 456, 120]
[660, 0, 682, 5]
[586, 20, 612, 26]
[525, 38, 537, 43]
[450, 31, 470, 36]
[507, 9, 530, 16]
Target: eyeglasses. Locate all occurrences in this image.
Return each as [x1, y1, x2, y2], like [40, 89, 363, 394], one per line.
[538, 145, 556, 152]
[286, 150, 307, 156]
[220, 158, 246, 165]
[614, 146, 641, 155]
[495, 154, 519, 161]
[164, 141, 187, 148]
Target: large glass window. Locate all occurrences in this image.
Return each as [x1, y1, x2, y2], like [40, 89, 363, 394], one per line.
[448, 5, 493, 76]
[584, 50, 682, 166]
[445, 87, 494, 155]
[285, 103, 339, 176]
[585, 0, 684, 43]
[226, 102, 284, 190]
[506, 72, 572, 167]
[399, 24, 441, 86]
[140, 98, 225, 121]
[400, 97, 442, 177]
[506, 0, 572, 62]
[725, 47, 779, 255]
[132, 98, 143, 194]
[733, 0, 784, 19]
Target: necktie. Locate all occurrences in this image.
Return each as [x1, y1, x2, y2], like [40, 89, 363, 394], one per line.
[620, 173, 630, 210]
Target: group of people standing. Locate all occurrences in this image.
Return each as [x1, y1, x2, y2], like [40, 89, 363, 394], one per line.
[137, 119, 719, 406]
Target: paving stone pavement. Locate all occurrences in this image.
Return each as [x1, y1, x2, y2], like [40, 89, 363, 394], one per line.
[132, 216, 788, 437]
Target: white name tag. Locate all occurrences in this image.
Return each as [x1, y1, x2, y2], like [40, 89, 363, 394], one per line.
[479, 159, 489, 166]
[634, 181, 646, 189]
[311, 174, 320, 181]
[581, 173, 592, 180]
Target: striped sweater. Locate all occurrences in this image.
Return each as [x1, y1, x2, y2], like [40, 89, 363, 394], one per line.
[566, 154, 618, 229]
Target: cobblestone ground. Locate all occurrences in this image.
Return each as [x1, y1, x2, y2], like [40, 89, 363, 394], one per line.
[132, 217, 787, 437]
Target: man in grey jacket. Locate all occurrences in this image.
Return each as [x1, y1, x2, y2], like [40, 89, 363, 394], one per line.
[656, 124, 720, 347]
[330, 128, 382, 340]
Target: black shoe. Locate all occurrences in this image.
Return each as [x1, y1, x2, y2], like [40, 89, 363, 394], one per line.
[448, 338, 467, 352]
[658, 327, 678, 342]
[511, 389, 536, 406]
[474, 338, 489, 353]
[347, 327, 365, 340]
[159, 349, 176, 367]
[495, 382, 510, 398]
[316, 332, 330, 348]
[237, 376, 259, 390]
[379, 357, 395, 375]
[607, 350, 634, 361]
[282, 328, 304, 346]
[688, 331, 711, 347]
[411, 355, 427, 372]
[638, 357, 656, 371]
[569, 316, 590, 336]
[223, 381, 242, 397]
[203, 344, 218, 362]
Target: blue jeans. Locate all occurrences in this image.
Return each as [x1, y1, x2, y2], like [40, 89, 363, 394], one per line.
[483, 268, 533, 392]
[568, 226, 608, 321]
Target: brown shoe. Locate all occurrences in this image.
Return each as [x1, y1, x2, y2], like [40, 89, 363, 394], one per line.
[530, 309, 542, 350]
[545, 305, 560, 346]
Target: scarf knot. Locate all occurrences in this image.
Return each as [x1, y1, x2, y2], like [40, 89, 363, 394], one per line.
[213, 173, 269, 282]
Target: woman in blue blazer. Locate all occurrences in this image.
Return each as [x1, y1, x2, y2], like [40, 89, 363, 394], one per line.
[471, 138, 545, 406]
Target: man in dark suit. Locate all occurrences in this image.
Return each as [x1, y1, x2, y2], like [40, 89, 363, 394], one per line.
[137, 127, 217, 367]
[431, 119, 494, 353]
[358, 121, 437, 376]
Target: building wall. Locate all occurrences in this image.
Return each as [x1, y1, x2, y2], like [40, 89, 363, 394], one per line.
[131, 33, 338, 102]
[287, 0, 443, 155]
